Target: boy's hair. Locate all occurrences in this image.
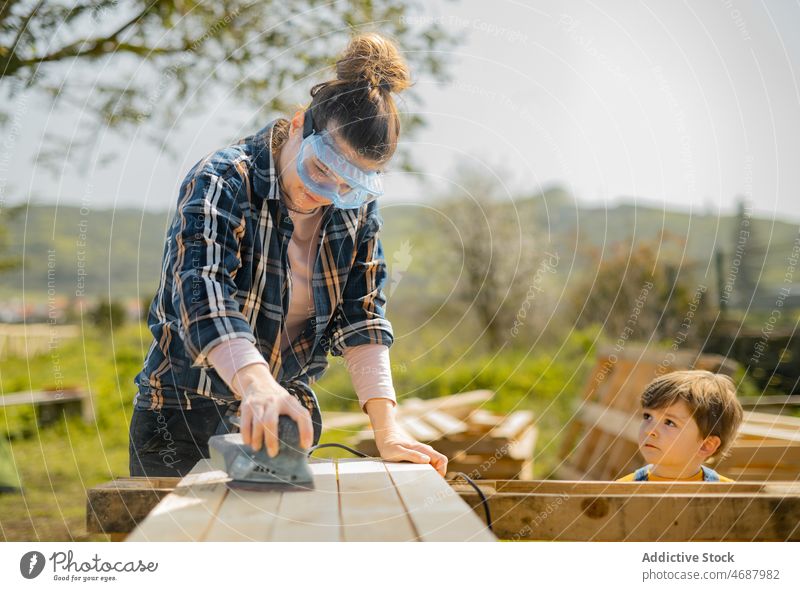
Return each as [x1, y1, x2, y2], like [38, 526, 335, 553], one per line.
[641, 370, 744, 460]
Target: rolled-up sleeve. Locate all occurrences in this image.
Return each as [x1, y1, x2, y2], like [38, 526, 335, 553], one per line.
[327, 202, 394, 356]
[171, 168, 255, 368]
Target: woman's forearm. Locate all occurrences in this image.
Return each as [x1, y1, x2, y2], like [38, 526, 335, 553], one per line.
[364, 398, 399, 437]
[342, 344, 397, 412]
[207, 337, 273, 399]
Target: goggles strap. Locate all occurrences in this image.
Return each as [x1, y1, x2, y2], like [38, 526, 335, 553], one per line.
[303, 107, 315, 139]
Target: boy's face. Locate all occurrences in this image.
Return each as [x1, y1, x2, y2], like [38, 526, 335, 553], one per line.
[638, 399, 720, 470]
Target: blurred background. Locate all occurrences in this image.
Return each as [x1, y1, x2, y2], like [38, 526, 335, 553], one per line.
[1, 0, 799, 540]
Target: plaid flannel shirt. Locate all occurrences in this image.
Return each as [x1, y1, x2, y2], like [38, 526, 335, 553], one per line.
[134, 119, 394, 411]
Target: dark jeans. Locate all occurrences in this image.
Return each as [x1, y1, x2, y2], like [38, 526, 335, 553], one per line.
[129, 384, 323, 478]
[128, 404, 230, 477]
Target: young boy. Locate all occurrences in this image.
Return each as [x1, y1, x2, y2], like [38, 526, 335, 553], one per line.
[617, 370, 744, 482]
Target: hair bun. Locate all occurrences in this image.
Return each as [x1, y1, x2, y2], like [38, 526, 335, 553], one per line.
[335, 32, 411, 94]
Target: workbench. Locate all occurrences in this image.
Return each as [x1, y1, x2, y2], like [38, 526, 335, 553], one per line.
[123, 458, 497, 542]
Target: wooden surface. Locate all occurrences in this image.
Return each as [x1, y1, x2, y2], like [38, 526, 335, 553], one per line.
[125, 458, 496, 542]
[457, 479, 800, 541]
[87, 476, 180, 535]
[0, 387, 94, 424]
[89, 476, 800, 542]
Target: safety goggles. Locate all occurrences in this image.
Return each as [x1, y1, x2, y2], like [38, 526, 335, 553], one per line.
[295, 108, 384, 209]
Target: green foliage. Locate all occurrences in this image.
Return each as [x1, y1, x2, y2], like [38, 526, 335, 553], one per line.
[0, 203, 23, 274]
[570, 236, 715, 347]
[89, 299, 126, 330]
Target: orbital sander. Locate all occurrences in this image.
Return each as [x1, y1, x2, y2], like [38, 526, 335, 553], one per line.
[208, 414, 314, 492]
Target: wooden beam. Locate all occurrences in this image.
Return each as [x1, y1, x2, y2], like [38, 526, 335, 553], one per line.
[126, 460, 230, 542]
[739, 395, 800, 410]
[419, 409, 468, 437]
[397, 415, 441, 442]
[459, 490, 800, 541]
[489, 410, 535, 440]
[86, 477, 180, 536]
[450, 479, 800, 495]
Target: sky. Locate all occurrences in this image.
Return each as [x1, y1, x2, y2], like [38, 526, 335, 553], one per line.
[5, 0, 800, 220]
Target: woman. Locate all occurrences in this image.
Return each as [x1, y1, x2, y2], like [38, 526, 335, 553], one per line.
[129, 32, 447, 478]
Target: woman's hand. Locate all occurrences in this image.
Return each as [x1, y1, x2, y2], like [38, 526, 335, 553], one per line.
[231, 364, 314, 456]
[365, 398, 448, 477]
[374, 426, 449, 477]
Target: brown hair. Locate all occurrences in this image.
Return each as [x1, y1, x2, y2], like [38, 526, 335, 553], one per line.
[641, 370, 744, 460]
[271, 32, 411, 163]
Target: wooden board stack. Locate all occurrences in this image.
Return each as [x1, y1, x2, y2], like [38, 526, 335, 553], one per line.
[558, 346, 800, 481]
[353, 397, 537, 480]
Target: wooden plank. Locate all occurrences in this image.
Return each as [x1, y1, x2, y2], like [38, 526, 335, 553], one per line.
[331, 390, 493, 433]
[744, 410, 800, 429]
[204, 487, 282, 541]
[467, 409, 505, 429]
[322, 411, 370, 430]
[87, 477, 180, 535]
[721, 467, 800, 481]
[401, 390, 494, 420]
[0, 388, 86, 407]
[126, 459, 229, 541]
[336, 459, 417, 541]
[420, 410, 468, 437]
[716, 440, 800, 469]
[507, 425, 537, 460]
[738, 423, 800, 443]
[448, 454, 528, 480]
[270, 460, 341, 541]
[385, 462, 496, 541]
[398, 415, 440, 441]
[460, 491, 800, 541]
[579, 402, 639, 442]
[454, 479, 795, 495]
[489, 410, 534, 440]
[576, 402, 639, 478]
[739, 395, 800, 409]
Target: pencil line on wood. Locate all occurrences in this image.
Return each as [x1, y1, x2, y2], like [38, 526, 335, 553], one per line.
[199, 487, 229, 542]
[383, 462, 422, 542]
[335, 458, 344, 542]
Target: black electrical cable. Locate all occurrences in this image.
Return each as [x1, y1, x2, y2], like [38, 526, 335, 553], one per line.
[451, 471, 493, 533]
[307, 444, 493, 533]
[307, 442, 370, 457]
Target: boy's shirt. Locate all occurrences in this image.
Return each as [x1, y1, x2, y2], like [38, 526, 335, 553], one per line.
[617, 466, 733, 482]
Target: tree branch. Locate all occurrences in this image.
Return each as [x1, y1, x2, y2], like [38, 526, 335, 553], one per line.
[21, 39, 186, 67]
[8, 0, 45, 59]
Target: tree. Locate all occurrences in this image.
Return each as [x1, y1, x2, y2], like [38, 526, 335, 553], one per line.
[0, 203, 23, 273]
[570, 236, 714, 347]
[89, 297, 126, 329]
[434, 161, 546, 351]
[1, 1, 457, 168]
